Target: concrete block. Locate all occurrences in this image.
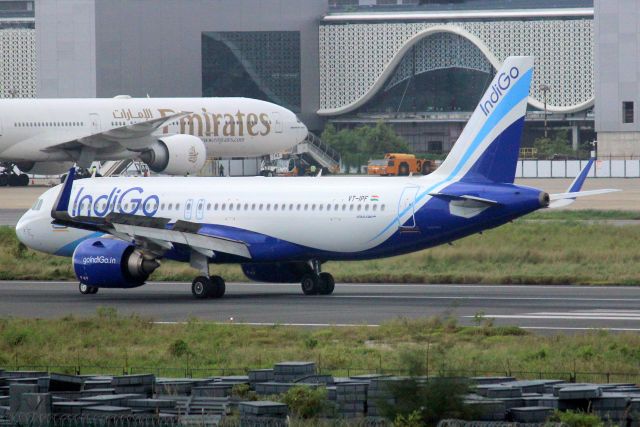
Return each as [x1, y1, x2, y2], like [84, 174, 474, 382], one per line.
[192, 385, 233, 398]
[486, 386, 523, 398]
[248, 369, 274, 383]
[126, 398, 176, 409]
[83, 380, 112, 390]
[510, 406, 554, 423]
[78, 393, 144, 407]
[52, 401, 95, 414]
[465, 399, 506, 421]
[558, 385, 602, 400]
[294, 374, 334, 385]
[9, 383, 38, 414]
[239, 401, 288, 416]
[4, 371, 47, 379]
[82, 405, 132, 416]
[18, 393, 51, 415]
[48, 373, 84, 392]
[593, 393, 630, 410]
[472, 376, 516, 385]
[154, 381, 194, 396]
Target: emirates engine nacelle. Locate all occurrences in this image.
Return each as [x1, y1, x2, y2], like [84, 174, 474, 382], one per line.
[140, 134, 206, 176]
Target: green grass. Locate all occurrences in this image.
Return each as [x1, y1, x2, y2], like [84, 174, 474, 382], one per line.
[1, 310, 640, 381]
[524, 210, 640, 221]
[2, 220, 640, 285]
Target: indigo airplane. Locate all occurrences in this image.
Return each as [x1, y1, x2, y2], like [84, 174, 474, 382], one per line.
[0, 96, 307, 182]
[16, 57, 617, 298]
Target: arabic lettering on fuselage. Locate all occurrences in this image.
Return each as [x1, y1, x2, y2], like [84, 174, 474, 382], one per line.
[111, 107, 272, 138]
[72, 186, 160, 218]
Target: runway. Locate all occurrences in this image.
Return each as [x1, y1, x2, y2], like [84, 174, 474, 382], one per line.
[1, 281, 640, 333]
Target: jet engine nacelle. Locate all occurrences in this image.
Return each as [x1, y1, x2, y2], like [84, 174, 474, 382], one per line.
[72, 238, 159, 288]
[15, 161, 74, 176]
[140, 134, 206, 176]
[241, 262, 312, 283]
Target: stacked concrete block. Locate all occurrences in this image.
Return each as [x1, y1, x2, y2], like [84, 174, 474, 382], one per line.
[558, 385, 602, 400]
[188, 397, 229, 415]
[9, 383, 38, 415]
[273, 362, 316, 382]
[154, 380, 195, 396]
[472, 376, 516, 385]
[82, 405, 132, 416]
[16, 393, 51, 416]
[78, 393, 144, 407]
[192, 384, 233, 398]
[509, 406, 555, 423]
[126, 398, 176, 414]
[52, 401, 96, 414]
[295, 374, 335, 385]
[367, 377, 403, 417]
[592, 393, 630, 423]
[336, 382, 368, 418]
[239, 401, 287, 426]
[485, 385, 523, 399]
[111, 374, 155, 396]
[465, 398, 507, 421]
[248, 369, 274, 384]
[254, 382, 298, 396]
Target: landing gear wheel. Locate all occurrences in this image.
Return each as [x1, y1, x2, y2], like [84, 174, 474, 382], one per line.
[301, 273, 320, 295]
[79, 283, 98, 295]
[210, 275, 226, 299]
[318, 272, 335, 295]
[399, 163, 410, 176]
[192, 276, 213, 299]
[18, 174, 29, 186]
[0, 175, 7, 186]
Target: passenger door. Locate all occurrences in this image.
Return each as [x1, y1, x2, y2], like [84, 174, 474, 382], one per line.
[398, 186, 419, 230]
[272, 111, 283, 133]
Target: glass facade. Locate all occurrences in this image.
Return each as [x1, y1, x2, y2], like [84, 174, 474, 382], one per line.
[357, 33, 493, 114]
[328, 0, 593, 12]
[202, 31, 301, 112]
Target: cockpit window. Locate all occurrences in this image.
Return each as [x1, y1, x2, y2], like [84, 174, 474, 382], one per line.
[31, 199, 43, 211]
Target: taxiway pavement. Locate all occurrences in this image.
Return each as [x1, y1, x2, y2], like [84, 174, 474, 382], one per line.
[1, 281, 640, 333]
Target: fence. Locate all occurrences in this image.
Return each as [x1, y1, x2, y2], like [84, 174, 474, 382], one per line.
[516, 158, 640, 178]
[4, 364, 640, 385]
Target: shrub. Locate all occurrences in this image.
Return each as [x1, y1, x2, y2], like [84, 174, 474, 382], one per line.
[168, 339, 191, 358]
[231, 383, 257, 401]
[281, 385, 329, 419]
[379, 377, 476, 425]
[548, 410, 604, 427]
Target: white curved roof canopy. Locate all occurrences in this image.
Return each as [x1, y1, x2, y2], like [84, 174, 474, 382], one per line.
[317, 25, 594, 117]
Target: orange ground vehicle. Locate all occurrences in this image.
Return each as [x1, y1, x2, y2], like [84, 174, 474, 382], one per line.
[367, 153, 435, 176]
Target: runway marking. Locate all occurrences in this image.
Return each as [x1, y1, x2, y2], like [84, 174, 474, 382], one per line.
[466, 310, 640, 321]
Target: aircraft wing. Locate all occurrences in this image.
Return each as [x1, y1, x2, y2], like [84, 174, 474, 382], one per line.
[49, 168, 252, 260]
[41, 111, 191, 153]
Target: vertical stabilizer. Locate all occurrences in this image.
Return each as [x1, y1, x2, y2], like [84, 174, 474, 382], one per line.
[433, 56, 534, 184]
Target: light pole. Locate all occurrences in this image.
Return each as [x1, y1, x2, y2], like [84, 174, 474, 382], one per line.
[540, 84, 550, 138]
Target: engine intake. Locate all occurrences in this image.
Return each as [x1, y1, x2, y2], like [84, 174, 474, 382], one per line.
[72, 238, 159, 288]
[140, 134, 206, 175]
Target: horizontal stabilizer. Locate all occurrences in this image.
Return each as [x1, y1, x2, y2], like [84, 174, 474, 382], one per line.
[548, 189, 620, 208]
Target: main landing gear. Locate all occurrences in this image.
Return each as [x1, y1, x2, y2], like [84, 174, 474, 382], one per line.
[79, 283, 98, 294]
[191, 275, 226, 299]
[301, 260, 335, 295]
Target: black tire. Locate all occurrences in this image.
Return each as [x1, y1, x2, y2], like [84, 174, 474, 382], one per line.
[421, 162, 431, 175]
[79, 283, 91, 295]
[267, 171, 274, 177]
[18, 174, 29, 186]
[7, 174, 19, 187]
[301, 273, 320, 295]
[318, 272, 335, 295]
[89, 286, 99, 294]
[210, 275, 226, 299]
[0, 175, 8, 186]
[192, 276, 213, 299]
[398, 163, 410, 176]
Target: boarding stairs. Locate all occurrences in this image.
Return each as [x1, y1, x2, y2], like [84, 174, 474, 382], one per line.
[99, 159, 148, 177]
[291, 132, 341, 173]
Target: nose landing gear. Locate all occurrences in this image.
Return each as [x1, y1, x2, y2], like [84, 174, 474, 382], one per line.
[78, 283, 98, 294]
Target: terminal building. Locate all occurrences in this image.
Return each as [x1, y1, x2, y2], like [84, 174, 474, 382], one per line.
[0, 0, 636, 160]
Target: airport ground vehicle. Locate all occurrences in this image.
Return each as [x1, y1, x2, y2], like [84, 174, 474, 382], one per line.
[260, 158, 300, 177]
[16, 57, 616, 299]
[367, 153, 435, 176]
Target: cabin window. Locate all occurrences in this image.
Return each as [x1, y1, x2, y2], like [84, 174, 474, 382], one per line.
[236, 203, 241, 210]
[176, 203, 180, 210]
[214, 203, 219, 210]
[274, 204, 278, 211]
[222, 203, 227, 211]
[381, 204, 386, 211]
[259, 203, 263, 210]
[372, 204, 377, 211]
[304, 204, 308, 211]
[251, 203, 256, 210]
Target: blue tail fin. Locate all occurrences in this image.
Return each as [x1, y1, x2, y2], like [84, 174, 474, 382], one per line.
[432, 56, 534, 184]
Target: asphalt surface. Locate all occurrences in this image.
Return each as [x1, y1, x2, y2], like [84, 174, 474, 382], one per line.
[0, 209, 25, 226]
[1, 281, 640, 333]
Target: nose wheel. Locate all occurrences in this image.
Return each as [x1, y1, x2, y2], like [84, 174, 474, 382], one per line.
[79, 283, 98, 295]
[191, 275, 226, 299]
[300, 272, 335, 295]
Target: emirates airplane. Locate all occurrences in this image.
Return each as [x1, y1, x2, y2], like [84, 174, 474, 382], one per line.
[16, 57, 617, 298]
[0, 96, 308, 184]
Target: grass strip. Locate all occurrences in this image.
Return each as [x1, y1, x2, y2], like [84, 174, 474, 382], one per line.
[0, 309, 639, 380]
[2, 220, 639, 285]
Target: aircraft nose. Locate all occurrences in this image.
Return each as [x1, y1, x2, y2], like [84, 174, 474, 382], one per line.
[15, 214, 34, 247]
